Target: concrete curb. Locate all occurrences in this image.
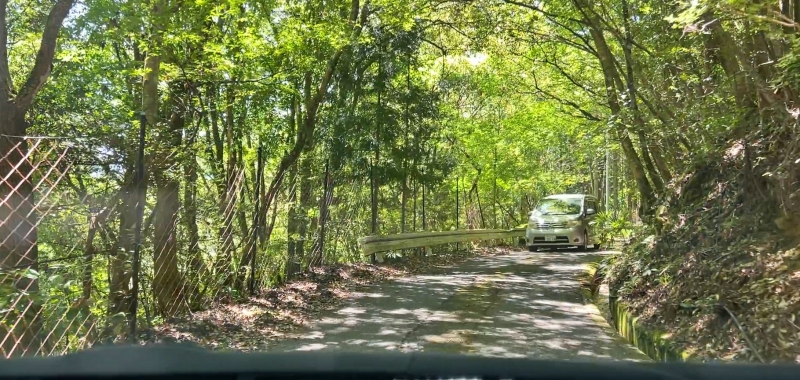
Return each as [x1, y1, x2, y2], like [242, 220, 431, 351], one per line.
[582, 265, 696, 363]
[608, 296, 696, 362]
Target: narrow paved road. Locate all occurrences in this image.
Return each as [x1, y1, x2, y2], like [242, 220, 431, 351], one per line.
[267, 249, 648, 361]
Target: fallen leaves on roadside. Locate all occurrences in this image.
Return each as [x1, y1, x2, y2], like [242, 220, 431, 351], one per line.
[147, 244, 515, 351]
[607, 154, 800, 364]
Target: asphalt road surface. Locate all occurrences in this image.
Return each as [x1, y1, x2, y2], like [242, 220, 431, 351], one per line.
[267, 249, 649, 361]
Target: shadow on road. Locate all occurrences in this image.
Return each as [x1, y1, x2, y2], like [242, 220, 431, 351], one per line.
[267, 249, 648, 361]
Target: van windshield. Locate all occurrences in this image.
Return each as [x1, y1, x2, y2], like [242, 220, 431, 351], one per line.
[532, 198, 582, 216]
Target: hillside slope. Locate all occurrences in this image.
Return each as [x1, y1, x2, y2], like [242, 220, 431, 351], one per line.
[607, 140, 800, 363]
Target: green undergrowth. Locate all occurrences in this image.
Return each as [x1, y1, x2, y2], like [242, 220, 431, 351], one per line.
[605, 143, 800, 363]
[582, 260, 691, 363]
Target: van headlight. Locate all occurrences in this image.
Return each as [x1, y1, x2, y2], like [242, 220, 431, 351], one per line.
[565, 220, 581, 228]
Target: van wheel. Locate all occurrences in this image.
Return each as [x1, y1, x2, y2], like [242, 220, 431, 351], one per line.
[527, 245, 538, 252]
[578, 231, 588, 251]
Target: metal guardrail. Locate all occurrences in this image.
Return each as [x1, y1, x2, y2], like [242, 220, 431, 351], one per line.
[358, 228, 527, 255]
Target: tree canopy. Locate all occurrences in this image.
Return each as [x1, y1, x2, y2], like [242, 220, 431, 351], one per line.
[1, 0, 799, 362]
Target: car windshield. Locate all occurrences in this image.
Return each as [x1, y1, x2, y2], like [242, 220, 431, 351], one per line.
[533, 198, 582, 216]
[6, 0, 795, 369]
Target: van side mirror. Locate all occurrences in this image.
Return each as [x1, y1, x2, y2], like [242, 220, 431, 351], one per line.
[586, 208, 596, 215]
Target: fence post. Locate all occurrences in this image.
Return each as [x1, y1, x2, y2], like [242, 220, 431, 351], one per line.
[248, 144, 263, 295]
[455, 177, 460, 252]
[129, 112, 147, 342]
[421, 167, 426, 231]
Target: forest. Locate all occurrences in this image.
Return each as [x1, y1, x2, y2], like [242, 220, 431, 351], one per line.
[1, 0, 799, 363]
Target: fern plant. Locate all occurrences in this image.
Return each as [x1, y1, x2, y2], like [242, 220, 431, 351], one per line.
[594, 212, 634, 247]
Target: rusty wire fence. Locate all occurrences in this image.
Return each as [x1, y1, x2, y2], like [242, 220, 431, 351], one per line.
[0, 127, 479, 358]
[0, 132, 382, 358]
[0, 136, 94, 356]
[0, 134, 239, 357]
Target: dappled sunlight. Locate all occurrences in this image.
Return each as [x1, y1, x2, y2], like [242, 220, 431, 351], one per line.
[266, 249, 647, 361]
[530, 317, 591, 331]
[469, 344, 527, 358]
[296, 343, 329, 351]
[349, 292, 390, 299]
[546, 263, 591, 272]
[366, 341, 398, 349]
[20, 0, 789, 361]
[426, 311, 462, 323]
[297, 331, 325, 340]
[383, 308, 419, 315]
[421, 330, 471, 344]
[336, 307, 367, 315]
[529, 299, 587, 311]
[376, 328, 403, 336]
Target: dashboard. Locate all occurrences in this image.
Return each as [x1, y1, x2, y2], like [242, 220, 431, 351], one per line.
[0, 344, 797, 380]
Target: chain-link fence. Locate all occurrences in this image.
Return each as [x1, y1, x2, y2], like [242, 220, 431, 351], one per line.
[0, 132, 458, 358]
[0, 134, 274, 355]
[0, 119, 502, 357]
[0, 136, 94, 356]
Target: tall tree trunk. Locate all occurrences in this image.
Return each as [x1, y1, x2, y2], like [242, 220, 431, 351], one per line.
[456, 178, 461, 229]
[236, 135, 249, 242]
[412, 178, 418, 231]
[636, 130, 665, 193]
[493, 146, 498, 228]
[79, 210, 100, 347]
[263, 0, 370, 271]
[401, 55, 411, 233]
[704, 13, 754, 109]
[109, 169, 134, 322]
[243, 144, 264, 294]
[261, 195, 280, 287]
[618, 0, 667, 195]
[215, 85, 239, 288]
[575, 0, 656, 215]
[234, 166, 250, 292]
[152, 181, 186, 315]
[474, 184, 485, 228]
[149, 61, 188, 317]
[401, 174, 408, 233]
[590, 159, 598, 198]
[295, 71, 315, 270]
[613, 151, 620, 218]
[0, 119, 42, 357]
[311, 158, 333, 267]
[370, 150, 379, 236]
[0, 0, 76, 356]
[297, 152, 313, 265]
[421, 168, 426, 230]
[237, 171, 249, 241]
[183, 135, 204, 307]
[285, 94, 302, 281]
[649, 143, 673, 184]
[371, 60, 382, 236]
[207, 85, 225, 195]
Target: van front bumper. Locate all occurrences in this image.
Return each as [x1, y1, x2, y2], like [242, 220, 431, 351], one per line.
[525, 226, 585, 247]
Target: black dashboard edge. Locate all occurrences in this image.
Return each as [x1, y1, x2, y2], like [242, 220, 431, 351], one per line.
[0, 344, 796, 380]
